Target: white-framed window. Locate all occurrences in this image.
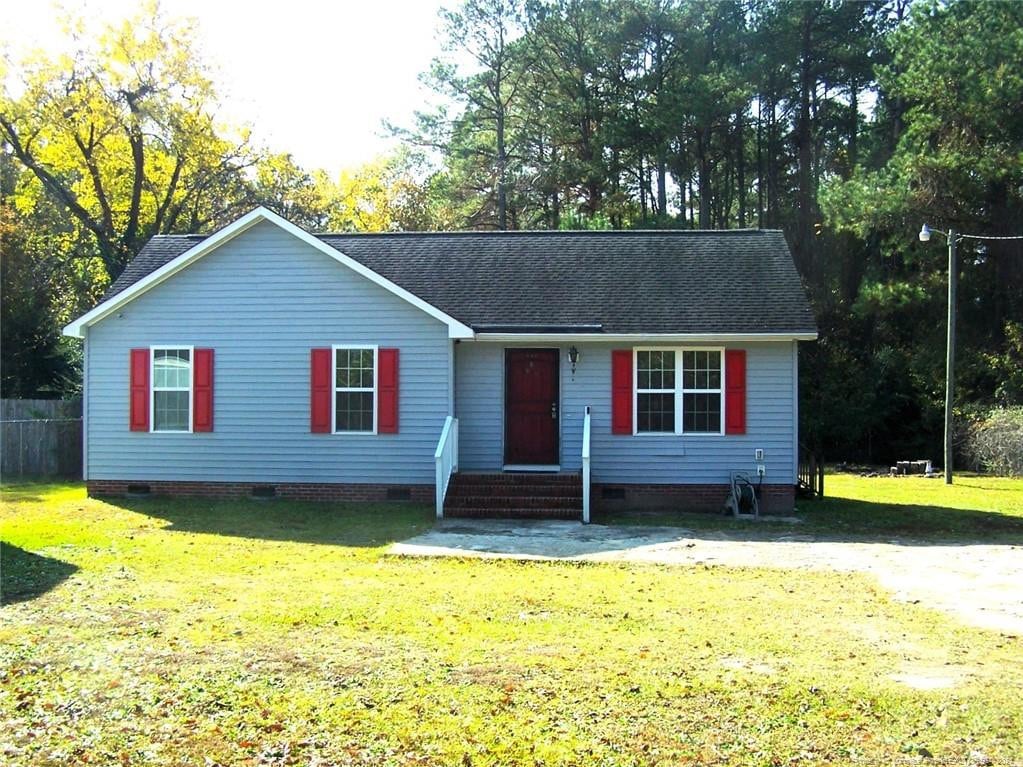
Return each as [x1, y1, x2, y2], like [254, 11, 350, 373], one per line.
[636, 349, 676, 433]
[151, 346, 193, 433]
[681, 349, 723, 433]
[634, 347, 724, 435]
[333, 345, 377, 434]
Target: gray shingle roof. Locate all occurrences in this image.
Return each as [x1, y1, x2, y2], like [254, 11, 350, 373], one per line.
[103, 229, 816, 335]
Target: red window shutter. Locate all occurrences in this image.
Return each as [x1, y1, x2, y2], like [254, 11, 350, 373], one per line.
[310, 348, 333, 433]
[129, 348, 150, 432]
[611, 349, 633, 435]
[725, 349, 747, 435]
[193, 348, 214, 432]
[378, 348, 399, 433]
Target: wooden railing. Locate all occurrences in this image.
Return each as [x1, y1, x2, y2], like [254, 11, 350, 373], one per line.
[434, 416, 459, 518]
[581, 406, 592, 524]
[797, 443, 824, 498]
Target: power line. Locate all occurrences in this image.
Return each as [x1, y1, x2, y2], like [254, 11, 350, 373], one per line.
[920, 224, 1023, 242]
[956, 232, 1023, 241]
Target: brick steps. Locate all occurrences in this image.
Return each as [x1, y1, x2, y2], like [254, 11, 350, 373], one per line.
[445, 506, 582, 520]
[446, 495, 582, 509]
[443, 472, 583, 520]
[448, 485, 582, 498]
[446, 484, 582, 498]
[452, 472, 581, 485]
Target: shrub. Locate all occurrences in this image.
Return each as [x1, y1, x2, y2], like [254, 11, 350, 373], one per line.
[965, 407, 1023, 476]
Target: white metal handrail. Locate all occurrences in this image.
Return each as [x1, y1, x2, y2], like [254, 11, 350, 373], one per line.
[581, 406, 591, 524]
[434, 415, 459, 519]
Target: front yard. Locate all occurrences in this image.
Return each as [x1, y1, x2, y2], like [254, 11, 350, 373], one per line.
[600, 473, 1023, 542]
[2, 479, 1022, 766]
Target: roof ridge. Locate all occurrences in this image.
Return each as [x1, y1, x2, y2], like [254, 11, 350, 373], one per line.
[152, 228, 784, 240]
[316, 228, 779, 237]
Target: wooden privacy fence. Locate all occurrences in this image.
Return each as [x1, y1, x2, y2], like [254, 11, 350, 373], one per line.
[1, 399, 83, 479]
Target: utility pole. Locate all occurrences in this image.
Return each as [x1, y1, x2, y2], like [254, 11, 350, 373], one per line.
[944, 230, 956, 485]
[919, 223, 1023, 484]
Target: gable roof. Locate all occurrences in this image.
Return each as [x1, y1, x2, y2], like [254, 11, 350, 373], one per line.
[67, 208, 818, 340]
[63, 207, 474, 339]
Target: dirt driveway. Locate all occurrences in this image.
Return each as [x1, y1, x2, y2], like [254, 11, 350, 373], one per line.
[391, 519, 1023, 635]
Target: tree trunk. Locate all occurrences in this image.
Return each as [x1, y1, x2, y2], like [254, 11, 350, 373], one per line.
[737, 110, 746, 227]
[847, 80, 859, 177]
[766, 96, 778, 228]
[988, 180, 1014, 334]
[696, 128, 712, 228]
[657, 150, 667, 218]
[890, 0, 909, 150]
[639, 157, 648, 220]
[756, 97, 764, 228]
[496, 109, 507, 230]
[688, 177, 695, 226]
[794, 5, 816, 278]
[678, 151, 690, 226]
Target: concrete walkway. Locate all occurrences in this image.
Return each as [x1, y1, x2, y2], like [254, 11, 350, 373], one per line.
[391, 519, 1023, 634]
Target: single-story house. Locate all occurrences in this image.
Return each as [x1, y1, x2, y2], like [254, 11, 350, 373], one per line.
[63, 207, 817, 520]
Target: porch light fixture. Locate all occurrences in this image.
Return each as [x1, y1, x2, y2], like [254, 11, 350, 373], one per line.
[568, 346, 580, 375]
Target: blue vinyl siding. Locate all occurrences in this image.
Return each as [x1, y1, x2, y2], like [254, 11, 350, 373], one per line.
[86, 220, 450, 483]
[455, 341, 799, 484]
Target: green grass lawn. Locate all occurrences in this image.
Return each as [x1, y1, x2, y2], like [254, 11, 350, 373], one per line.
[599, 472, 1023, 542]
[2, 481, 1022, 766]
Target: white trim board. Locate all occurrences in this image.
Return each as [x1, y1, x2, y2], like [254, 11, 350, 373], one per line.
[82, 331, 89, 480]
[62, 207, 474, 340]
[471, 332, 818, 343]
[792, 339, 800, 484]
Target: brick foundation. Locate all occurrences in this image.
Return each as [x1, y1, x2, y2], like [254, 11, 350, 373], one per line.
[593, 482, 795, 515]
[87, 479, 433, 504]
[87, 478, 795, 515]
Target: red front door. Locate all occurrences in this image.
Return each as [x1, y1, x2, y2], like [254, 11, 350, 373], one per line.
[505, 349, 560, 465]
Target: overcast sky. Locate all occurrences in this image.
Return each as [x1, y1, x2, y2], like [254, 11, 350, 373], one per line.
[3, 0, 448, 174]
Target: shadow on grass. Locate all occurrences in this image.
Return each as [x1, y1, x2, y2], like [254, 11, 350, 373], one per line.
[100, 492, 1023, 551]
[1, 484, 49, 504]
[595, 495, 1023, 545]
[1, 542, 78, 604]
[2, 481, 88, 505]
[394, 499, 1023, 560]
[102, 495, 435, 548]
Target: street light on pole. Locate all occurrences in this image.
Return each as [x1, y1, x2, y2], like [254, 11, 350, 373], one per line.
[918, 224, 1023, 485]
[918, 224, 957, 485]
